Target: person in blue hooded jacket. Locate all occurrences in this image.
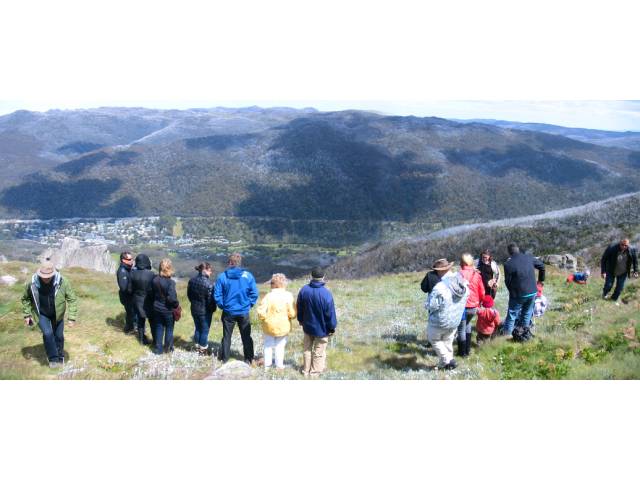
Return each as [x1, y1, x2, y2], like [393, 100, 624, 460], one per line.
[213, 253, 259, 364]
[296, 267, 338, 376]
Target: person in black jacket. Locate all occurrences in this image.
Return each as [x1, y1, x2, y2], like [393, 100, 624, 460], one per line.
[502, 243, 545, 336]
[600, 238, 639, 302]
[152, 258, 180, 355]
[116, 251, 136, 334]
[420, 259, 452, 294]
[130, 253, 156, 345]
[187, 262, 216, 353]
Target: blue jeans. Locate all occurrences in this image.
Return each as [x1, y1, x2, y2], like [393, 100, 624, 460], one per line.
[153, 311, 175, 354]
[192, 310, 213, 348]
[503, 295, 536, 335]
[38, 314, 64, 363]
[603, 273, 627, 300]
[456, 308, 476, 342]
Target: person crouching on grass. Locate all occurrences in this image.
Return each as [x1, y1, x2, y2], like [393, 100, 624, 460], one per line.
[22, 259, 78, 368]
[475, 294, 501, 344]
[257, 273, 296, 370]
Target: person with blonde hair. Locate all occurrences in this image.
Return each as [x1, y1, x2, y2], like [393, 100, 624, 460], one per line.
[152, 258, 180, 354]
[257, 273, 296, 370]
[457, 253, 485, 357]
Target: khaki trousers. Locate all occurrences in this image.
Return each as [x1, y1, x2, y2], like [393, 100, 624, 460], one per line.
[303, 334, 329, 375]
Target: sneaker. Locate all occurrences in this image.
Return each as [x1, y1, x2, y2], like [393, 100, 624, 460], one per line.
[48, 361, 64, 369]
[444, 359, 457, 370]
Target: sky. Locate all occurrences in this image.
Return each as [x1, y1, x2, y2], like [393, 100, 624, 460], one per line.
[1, 1, 639, 130]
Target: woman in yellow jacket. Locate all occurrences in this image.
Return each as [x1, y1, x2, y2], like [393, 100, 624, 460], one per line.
[257, 273, 296, 370]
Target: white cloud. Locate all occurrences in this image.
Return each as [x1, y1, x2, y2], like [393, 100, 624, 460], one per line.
[0, 1, 639, 130]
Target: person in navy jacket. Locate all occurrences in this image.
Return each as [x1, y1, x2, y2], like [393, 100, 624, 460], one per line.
[502, 243, 545, 336]
[296, 268, 338, 376]
[213, 253, 259, 364]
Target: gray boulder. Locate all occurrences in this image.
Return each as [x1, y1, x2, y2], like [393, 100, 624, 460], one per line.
[543, 253, 578, 271]
[205, 360, 253, 380]
[41, 237, 116, 274]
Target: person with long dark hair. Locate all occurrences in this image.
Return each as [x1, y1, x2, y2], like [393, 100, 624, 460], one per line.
[152, 258, 180, 354]
[187, 262, 216, 354]
[475, 249, 500, 299]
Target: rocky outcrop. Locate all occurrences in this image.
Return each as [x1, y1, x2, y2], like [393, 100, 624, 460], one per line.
[41, 238, 116, 274]
[205, 360, 253, 379]
[543, 253, 578, 270]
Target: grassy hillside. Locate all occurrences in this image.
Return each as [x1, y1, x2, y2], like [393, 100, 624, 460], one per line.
[2, 110, 640, 234]
[1, 260, 638, 380]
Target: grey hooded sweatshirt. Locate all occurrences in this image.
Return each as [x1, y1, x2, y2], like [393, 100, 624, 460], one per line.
[425, 272, 470, 329]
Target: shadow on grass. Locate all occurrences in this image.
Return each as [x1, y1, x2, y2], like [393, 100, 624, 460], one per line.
[373, 353, 437, 371]
[173, 335, 223, 357]
[21, 344, 69, 366]
[105, 312, 127, 332]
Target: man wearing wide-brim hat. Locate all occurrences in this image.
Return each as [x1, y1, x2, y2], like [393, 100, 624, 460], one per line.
[21, 259, 78, 367]
[420, 258, 454, 295]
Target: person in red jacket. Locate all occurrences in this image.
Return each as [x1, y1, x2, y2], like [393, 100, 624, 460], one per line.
[457, 253, 485, 357]
[476, 295, 501, 343]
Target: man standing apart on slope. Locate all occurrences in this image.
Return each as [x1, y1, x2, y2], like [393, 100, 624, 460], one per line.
[116, 251, 136, 334]
[601, 238, 638, 303]
[214, 253, 259, 364]
[22, 259, 78, 367]
[502, 243, 545, 338]
[297, 268, 338, 377]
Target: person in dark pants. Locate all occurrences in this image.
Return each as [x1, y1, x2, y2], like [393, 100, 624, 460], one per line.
[475, 249, 500, 299]
[152, 258, 180, 355]
[502, 243, 545, 337]
[213, 253, 259, 364]
[600, 238, 639, 303]
[420, 258, 452, 294]
[21, 259, 78, 367]
[130, 254, 156, 345]
[187, 262, 216, 353]
[116, 251, 136, 334]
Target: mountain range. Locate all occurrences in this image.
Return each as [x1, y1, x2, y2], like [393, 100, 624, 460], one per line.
[0, 107, 639, 238]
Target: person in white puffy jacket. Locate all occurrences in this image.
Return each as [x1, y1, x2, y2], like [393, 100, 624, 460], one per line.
[425, 264, 469, 370]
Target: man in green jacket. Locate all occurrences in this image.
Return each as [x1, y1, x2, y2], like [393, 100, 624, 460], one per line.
[22, 259, 78, 367]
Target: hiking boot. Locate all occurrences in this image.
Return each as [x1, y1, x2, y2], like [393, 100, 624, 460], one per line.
[48, 360, 64, 369]
[124, 326, 135, 334]
[444, 359, 457, 370]
[457, 338, 468, 357]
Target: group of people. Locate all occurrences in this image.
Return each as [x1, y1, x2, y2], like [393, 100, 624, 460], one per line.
[421, 238, 638, 370]
[19, 237, 638, 373]
[115, 251, 338, 375]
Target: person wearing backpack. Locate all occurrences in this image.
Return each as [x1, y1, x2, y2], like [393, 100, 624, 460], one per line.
[22, 259, 78, 367]
[187, 262, 216, 354]
[213, 253, 259, 364]
[152, 258, 180, 355]
[116, 251, 136, 334]
[130, 253, 156, 345]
